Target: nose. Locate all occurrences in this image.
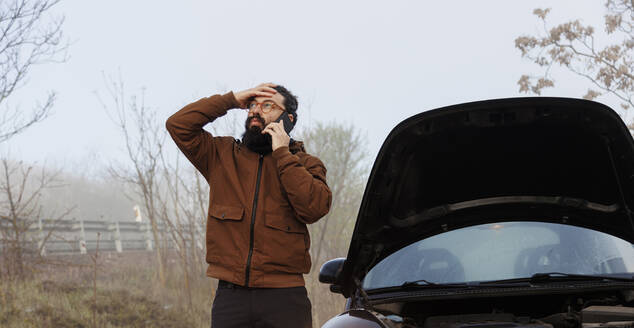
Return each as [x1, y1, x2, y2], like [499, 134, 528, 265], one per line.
[248, 109, 262, 121]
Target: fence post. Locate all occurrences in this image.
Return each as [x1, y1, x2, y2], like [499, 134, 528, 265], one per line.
[144, 220, 153, 251]
[37, 217, 46, 256]
[115, 222, 122, 253]
[79, 218, 87, 254]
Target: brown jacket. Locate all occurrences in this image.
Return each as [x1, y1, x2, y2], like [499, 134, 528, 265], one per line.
[165, 92, 332, 288]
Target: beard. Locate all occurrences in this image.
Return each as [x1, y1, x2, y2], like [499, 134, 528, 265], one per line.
[242, 115, 272, 155]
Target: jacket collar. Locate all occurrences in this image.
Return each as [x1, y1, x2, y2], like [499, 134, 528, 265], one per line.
[289, 139, 305, 154]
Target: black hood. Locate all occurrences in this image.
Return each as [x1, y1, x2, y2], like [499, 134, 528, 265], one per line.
[340, 97, 634, 296]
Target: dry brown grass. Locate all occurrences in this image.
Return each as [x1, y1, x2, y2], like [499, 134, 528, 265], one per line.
[0, 252, 208, 328]
[0, 251, 347, 328]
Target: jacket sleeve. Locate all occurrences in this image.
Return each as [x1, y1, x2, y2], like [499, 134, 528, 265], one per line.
[272, 147, 332, 224]
[165, 92, 240, 180]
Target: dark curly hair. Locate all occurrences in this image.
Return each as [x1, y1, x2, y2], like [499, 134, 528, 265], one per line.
[273, 85, 298, 123]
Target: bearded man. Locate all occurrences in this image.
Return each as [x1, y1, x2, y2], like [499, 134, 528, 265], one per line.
[166, 83, 332, 328]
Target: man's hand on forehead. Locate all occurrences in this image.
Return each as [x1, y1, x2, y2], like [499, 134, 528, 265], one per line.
[234, 83, 278, 109]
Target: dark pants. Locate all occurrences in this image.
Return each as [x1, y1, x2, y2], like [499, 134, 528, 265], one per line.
[211, 280, 312, 328]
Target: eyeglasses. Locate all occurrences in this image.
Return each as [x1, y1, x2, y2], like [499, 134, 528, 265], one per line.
[248, 100, 284, 113]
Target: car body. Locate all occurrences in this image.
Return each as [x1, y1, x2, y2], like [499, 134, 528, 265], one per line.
[319, 97, 634, 328]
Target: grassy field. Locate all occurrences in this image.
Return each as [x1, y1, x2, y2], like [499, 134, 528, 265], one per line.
[1, 252, 213, 328]
[0, 252, 346, 328]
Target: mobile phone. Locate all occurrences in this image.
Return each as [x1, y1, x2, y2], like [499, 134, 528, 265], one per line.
[274, 112, 295, 135]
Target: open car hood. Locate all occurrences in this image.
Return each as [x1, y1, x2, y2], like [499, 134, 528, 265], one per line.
[339, 97, 634, 296]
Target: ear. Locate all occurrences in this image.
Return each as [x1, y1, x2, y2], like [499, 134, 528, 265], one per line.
[287, 113, 294, 123]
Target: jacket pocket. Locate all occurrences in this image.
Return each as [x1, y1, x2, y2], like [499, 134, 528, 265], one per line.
[262, 214, 309, 274]
[264, 213, 306, 234]
[209, 204, 244, 221]
[206, 204, 245, 269]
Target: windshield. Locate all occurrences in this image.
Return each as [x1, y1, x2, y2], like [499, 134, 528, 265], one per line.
[363, 222, 634, 289]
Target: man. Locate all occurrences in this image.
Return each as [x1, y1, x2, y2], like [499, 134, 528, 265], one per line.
[166, 83, 332, 328]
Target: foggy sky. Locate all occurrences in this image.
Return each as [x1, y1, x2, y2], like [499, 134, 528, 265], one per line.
[2, 0, 612, 170]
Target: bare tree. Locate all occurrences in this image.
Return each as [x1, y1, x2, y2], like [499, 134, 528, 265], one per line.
[157, 99, 243, 312]
[296, 121, 370, 327]
[516, 1, 634, 113]
[0, 158, 73, 279]
[299, 122, 369, 267]
[0, 0, 67, 143]
[156, 155, 203, 313]
[99, 76, 168, 286]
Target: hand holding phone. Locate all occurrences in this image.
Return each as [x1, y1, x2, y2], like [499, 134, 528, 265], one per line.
[263, 112, 295, 151]
[274, 112, 295, 135]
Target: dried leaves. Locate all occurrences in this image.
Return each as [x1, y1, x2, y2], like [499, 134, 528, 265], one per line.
[516, 3, 634, 110]
[583, 89, 601, 100]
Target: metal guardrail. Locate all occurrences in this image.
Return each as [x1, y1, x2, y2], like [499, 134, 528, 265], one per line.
[0, 218, 202, 255]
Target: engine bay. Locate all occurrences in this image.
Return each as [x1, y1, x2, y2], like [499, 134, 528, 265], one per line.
[369, 289, 634, 328]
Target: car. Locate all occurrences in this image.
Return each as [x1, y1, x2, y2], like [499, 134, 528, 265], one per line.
[318, 97, 634, 328]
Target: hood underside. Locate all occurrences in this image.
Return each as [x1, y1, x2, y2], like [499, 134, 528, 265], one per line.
[341, 97, 634, 296]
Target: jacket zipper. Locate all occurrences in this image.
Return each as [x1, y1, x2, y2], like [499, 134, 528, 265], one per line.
[244, 155, 263, 287]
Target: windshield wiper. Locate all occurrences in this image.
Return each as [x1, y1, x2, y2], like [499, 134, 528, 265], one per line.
[479, 272, 634, 285]
[400, 279, 472, 289]
[399, 273, 634, 290]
